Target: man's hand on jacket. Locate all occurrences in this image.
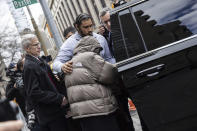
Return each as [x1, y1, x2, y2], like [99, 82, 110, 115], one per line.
[61, 61, 73, 74]
[61, 97, 68, 106]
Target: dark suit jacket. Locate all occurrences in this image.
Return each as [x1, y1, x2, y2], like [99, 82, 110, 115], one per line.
[23, 54, 65, 125]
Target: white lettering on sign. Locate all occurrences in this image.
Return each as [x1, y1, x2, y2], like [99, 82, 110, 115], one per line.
[13, 0, 37, 9]
[13, 1, 18, 8]
[20, 1, 25, 7]
[27, 0, 31, 4]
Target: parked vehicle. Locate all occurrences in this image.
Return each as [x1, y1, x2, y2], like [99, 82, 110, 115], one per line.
[111, 0, 197, 130]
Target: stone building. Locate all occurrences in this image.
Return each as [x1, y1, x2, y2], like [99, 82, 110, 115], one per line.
[41, 0, 112, 40]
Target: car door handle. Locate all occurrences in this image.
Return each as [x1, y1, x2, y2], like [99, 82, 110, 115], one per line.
[136, 64, 165, 78]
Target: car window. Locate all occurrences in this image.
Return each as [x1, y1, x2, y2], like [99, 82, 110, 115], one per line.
[133, 0, 197, 34]
[111, 0, 196, 62]
[131, 0, 195, 50]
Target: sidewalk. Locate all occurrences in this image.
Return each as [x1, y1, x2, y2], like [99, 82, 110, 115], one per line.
[130, 110, 142, 131]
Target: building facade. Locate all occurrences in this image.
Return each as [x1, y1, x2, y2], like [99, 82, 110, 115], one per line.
[42, 0, 112, 41]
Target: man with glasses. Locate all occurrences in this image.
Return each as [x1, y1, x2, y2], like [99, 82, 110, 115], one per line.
[22, 34, 68, 131]
[53, 13, 115, 74]
[52, 13, 115, 131]
[100, 7, 137, 131]
[99, 7, 150, 131]
[99, 7, 114, 56]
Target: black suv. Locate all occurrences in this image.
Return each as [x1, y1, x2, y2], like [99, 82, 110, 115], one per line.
[111, 0, 197, 130]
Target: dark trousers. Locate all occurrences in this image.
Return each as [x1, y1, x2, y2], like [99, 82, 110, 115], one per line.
[40, 117, 68, 131]
[79, 114, 120, 131]
[138, 112, 150, 131]
[115, 78, 150, 131]
[67, 118, 81, 131]
[31, 121, 41, 131]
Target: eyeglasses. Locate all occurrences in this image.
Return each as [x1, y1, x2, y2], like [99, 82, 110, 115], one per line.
[30, 43, 40, 47]
[102, 19, 110, 25]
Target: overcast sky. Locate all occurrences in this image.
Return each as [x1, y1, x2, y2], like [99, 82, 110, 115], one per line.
[0, 0, 43, 33]
[24, 1, 44, 25]
[0, 0, 16, 32]
[0, 0, 43, 66]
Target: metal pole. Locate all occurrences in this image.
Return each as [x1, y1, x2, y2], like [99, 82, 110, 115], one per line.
[26, 6, 48, 55]
[39, 0, 63, 49]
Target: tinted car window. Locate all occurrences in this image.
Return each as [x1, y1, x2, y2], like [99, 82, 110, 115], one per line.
[133, 0, 197, 34]
[111, 0, 196, 62]
[132, 0, 195, 51]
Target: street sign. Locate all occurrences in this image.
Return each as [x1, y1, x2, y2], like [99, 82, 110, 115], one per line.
[12, 0, 38, 9]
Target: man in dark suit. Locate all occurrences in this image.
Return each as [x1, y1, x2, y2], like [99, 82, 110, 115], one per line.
[22, 34, 68, 131]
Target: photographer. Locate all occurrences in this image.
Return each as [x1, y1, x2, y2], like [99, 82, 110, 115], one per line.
[5, 59, 26, 118]
[5, 59, 40, 131]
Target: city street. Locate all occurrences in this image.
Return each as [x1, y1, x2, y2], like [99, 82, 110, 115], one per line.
[131, 110, 142, 131]
[1, 0, 197, 130]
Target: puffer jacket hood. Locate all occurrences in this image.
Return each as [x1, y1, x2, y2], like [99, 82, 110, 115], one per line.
[73, 36, 103, 55]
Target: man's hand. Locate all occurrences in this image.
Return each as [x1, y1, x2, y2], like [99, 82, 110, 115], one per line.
[0, 120, 23, 131]
[14, 83, 16, 88]
[61, 61, 73, 74]
[98, 25, 105, 35]
[61, 97, 68, 106]
[54, 74, 60, 81]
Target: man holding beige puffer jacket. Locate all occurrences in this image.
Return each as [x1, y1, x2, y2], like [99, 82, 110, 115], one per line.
[64, 36, 121, 131]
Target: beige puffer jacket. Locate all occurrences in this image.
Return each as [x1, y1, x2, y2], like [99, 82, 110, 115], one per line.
[64, 36, 118, 119]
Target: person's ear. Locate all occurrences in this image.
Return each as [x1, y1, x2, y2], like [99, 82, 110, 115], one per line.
[75, 24, 80, 31]
[25, 46, 30, 53]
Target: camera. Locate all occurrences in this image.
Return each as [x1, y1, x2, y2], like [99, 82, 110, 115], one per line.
[6, 66, 22, 84]
[41, 55, 52, 63]
[0, 99, 19, 122]
[15, 77, 24, 89]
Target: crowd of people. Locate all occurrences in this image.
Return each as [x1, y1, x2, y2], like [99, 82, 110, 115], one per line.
[0, 1, 150, 131]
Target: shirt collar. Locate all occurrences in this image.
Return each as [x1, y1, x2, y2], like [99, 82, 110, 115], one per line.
[74, 32, 82, 41]
[74, 32, 97, 41]
[27, 54, 40, 61]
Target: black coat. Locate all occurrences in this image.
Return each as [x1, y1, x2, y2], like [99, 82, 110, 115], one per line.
[6, 73, 27, 118]
[23, 54, 66, 125]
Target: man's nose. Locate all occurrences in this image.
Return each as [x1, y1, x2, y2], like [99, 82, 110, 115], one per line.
[38, 44, 41, 49]
[88, 26, 93, 32]
[107, 21, 111, 26]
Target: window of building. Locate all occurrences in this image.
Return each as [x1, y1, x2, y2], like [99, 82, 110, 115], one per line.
[57, 12, 65, 30]
[56, 16, 63, 33]
[76, 0, 82, 13]
[62, 1, 72, 26]
[83, 0, 95, 25]
[59, 6, 68, 27]
[54, 1, 58, 8]
[65, 0, 74, 22]
[70, 0, 78, 16]
[91, 0, 99, 17]
[100, 0, 107, 8]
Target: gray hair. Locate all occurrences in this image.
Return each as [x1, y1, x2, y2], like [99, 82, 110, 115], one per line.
[99, 7, 111, 18]
[21, 34, 37, 50]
